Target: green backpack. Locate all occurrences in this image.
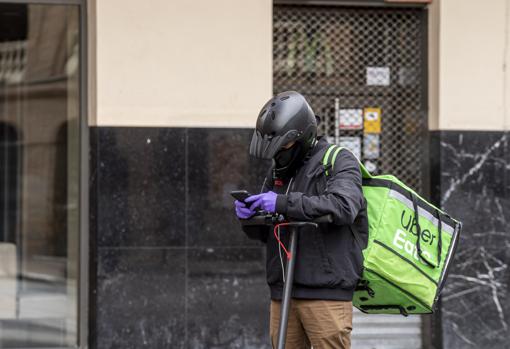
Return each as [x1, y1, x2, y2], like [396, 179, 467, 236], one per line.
[322, 145, 462, 316]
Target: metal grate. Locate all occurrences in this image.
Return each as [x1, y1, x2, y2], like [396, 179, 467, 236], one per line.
[273, 5, 427, 191]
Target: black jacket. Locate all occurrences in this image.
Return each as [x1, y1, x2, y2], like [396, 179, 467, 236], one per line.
[242, 137, 368, 301]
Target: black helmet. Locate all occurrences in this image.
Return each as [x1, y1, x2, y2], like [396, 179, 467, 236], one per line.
[249, 91, 317, 161]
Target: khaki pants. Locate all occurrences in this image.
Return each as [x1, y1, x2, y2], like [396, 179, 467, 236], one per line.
[270, 299, 353, 349]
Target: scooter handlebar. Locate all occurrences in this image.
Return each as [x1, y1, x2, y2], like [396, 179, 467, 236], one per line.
[313, 214, 334, 224]
[240, 213, 333, 226]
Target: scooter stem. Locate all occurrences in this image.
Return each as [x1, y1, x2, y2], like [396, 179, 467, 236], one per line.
[276, 225, 298, 349]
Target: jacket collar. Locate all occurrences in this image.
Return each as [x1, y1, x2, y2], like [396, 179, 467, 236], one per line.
[308, 137, 330, 159]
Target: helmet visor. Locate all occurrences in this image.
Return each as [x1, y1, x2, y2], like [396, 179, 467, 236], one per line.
[249, 129, 300, 160]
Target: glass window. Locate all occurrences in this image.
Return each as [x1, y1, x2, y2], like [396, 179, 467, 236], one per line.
[0, 3, 81, 347]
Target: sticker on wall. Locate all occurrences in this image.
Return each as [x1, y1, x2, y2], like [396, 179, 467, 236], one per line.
[398, 67, 418, 86]
[366, 67, 390, 86]
[363, 134, 380, 159]
[364, 160, 377, 174]
[364, 108, 381, 134]
[339, 136, 361, 159]
[339, 109, 363, 130]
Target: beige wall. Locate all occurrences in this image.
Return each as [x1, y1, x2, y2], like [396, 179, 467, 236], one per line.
[428, 0, 440, 130]
[430, 0, 510, 131]
[92, 0, 272, 127]
[92, 0, 510, 130]
[507, 0, 510, 130]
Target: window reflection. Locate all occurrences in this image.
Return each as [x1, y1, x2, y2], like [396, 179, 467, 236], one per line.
[0, 3, 80, 347]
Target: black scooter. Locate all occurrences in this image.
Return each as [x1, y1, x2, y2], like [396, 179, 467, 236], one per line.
[241, 213, 333, 349]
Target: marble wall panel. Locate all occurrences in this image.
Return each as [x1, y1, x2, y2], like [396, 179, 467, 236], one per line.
[437, 131, 510, 349]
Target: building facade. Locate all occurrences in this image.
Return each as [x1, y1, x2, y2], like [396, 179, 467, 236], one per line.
[0, 0, 508, 348]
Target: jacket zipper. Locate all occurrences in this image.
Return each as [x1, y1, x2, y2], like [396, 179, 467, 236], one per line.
[277, 177, 294, 282]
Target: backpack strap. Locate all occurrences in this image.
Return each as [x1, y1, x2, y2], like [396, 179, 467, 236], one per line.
[322, 144, 338, 176]
[322, 144, 372, 179]
[412, 193, 439, 268]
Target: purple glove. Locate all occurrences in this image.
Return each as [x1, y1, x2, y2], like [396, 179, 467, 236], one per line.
[234, 200, 256, 219]
[245, 191, 278, 213]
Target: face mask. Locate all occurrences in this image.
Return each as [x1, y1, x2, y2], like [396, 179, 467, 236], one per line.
[275, 147, 294, 167]
[274, 143, 302, 169]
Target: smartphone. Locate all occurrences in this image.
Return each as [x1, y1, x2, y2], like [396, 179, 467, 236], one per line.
[230, 190, 252, 203]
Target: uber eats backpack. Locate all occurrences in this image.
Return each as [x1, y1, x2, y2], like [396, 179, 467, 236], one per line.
[323, 145, 462, 316]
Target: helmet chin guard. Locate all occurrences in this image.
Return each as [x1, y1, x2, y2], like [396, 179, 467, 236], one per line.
[249, 129, 301, 160]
